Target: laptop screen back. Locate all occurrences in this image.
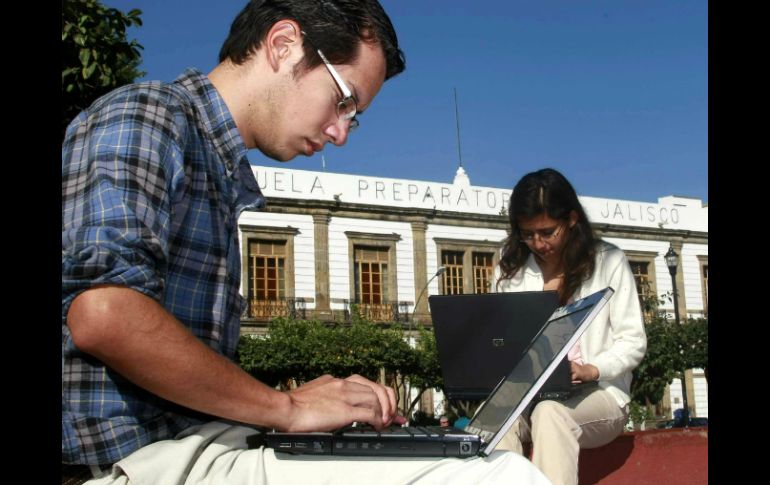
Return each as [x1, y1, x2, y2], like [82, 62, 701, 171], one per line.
[428, 291, 560, 399]
[464, 288, 614, 455]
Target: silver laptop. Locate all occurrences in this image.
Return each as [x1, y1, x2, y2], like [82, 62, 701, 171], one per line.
[250, 287, 614, 458]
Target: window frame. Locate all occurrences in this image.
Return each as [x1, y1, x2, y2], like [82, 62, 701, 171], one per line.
[624, 250, 659, 320]
[697, 255, 708, 318]
[433, 238, 502, 295]
[345, 231, 401, 305]
[239, 225, 299, 305]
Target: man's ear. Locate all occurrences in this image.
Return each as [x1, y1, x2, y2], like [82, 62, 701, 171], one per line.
[264, 20, 303, 72]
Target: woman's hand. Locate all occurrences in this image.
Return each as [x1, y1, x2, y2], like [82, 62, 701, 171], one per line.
[570, 361, 600, 383]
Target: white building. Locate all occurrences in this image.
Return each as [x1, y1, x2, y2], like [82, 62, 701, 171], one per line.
[237, 165, 708, 419]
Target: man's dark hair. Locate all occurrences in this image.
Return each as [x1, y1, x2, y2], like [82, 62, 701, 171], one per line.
[219, 0, 405, 80]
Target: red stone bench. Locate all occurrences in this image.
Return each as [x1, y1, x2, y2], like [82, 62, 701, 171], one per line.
[577, 427, 708, 484]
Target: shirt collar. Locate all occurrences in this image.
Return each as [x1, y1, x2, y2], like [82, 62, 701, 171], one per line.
[172, 68, 246, 177]
[172, 68, 266, 213]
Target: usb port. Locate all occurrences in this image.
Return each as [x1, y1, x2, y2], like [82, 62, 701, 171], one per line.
[279, 442, 292, 448]
[294, 442, 307, 449]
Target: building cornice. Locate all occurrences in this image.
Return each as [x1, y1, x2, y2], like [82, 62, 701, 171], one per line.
[255, 198, 707, 243]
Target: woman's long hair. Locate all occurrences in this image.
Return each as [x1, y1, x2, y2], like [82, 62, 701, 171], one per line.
[498, 168, 597, 304]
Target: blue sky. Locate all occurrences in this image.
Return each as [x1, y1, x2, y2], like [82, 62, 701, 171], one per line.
[105, 0, 707, 204]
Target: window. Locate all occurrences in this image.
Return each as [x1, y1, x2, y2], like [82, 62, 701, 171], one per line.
[239, 225, 299, 320]
[249, 240, 286, 301]
[630, 261, 652, 300]
[473, 252, 494, 294]
[623, 250, 659, 322]
[697, 256, 708, 318]
[354, 246, 389, 304]
[434, 238, 502, 295]
[703, 265, 708, 315]
[442, 251, 464, 295]
[345, 231, 401, 322]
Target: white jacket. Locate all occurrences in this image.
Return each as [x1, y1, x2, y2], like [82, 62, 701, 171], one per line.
[496, 241, 647, 407]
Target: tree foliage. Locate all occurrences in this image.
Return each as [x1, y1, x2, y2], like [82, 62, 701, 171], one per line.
[62, 0, 145, 139]
[237, 316, 445, 416]
[631, 315, 708, 408]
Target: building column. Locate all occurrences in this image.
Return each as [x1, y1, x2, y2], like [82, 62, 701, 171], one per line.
[420, 389, 435, 418]
[312, 212, 332, 320]
[661, 385, 672, 418]
[411, 219, 429, 321]
[685, 369, 697, 416]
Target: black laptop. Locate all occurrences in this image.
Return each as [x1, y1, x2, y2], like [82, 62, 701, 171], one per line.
[429, 290, 587, 401]
[249, 288, 614, 458]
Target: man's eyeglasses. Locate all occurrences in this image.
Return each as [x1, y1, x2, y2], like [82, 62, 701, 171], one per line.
[302, 32, 359, 132]
[519, 224, 565, 244]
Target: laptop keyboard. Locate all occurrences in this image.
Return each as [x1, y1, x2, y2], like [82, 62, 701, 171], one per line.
[338, 424, 458, 438]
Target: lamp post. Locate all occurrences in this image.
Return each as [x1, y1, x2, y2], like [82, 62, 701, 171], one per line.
[412, 266, 447, 330]
[664, 245, 689, 427]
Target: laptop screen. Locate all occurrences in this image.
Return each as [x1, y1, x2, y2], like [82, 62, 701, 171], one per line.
[464, 288, 614, 453]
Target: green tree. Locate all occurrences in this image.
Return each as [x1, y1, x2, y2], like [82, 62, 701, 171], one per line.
[679, 317, 708, 383]
[631, 316, 679, 408]
[630, 287, 709, 417]
[236, 317, 444, 417]
[401, 324, 443, 417]
[62, 0, 145, 139]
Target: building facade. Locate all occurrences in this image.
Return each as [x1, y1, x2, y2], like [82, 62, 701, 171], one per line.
[237, 165, 708, 419]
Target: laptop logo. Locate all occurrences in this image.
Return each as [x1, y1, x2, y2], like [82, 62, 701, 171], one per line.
[492, 338, 504, 347]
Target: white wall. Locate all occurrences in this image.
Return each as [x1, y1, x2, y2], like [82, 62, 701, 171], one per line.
[682, 243, 708, 318]
[668, 371, 708, 418]
[692, 370, 708, 417]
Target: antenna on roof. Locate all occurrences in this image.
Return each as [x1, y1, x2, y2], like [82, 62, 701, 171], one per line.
[454, 87, 463, 168]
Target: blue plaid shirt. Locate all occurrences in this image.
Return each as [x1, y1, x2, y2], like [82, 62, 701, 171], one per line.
[62, 68, 265, 466]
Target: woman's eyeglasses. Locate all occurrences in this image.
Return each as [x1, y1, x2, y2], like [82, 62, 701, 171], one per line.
[519, 224, 565, 244]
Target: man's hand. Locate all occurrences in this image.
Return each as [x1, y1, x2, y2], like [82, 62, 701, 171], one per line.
[570, 361, 600, 383]
[283, 374, 406, 432]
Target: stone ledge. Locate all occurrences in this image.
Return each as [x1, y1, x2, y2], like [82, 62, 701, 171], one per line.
[577, 427, 708, 484]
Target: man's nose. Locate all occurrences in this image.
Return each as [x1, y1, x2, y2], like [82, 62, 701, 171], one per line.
[324, 118, 351, 146]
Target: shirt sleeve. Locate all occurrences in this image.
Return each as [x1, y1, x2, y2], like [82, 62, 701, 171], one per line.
[61, 89, 186, 320]
[590, 250, 648, 381]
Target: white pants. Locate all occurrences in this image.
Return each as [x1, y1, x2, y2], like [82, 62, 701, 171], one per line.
[85, 421, 551, 485]
[497, 387, 628, 485]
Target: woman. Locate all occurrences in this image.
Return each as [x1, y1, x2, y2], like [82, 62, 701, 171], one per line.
[495, 168, 646, 485]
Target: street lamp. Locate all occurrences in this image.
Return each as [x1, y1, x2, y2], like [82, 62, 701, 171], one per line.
[664, 245, 689, 427]
[664, 246, 681, 325]
[412, 266, 447, 329]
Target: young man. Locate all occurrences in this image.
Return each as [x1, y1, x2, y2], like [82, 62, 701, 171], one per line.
[62, 2, 550, 483]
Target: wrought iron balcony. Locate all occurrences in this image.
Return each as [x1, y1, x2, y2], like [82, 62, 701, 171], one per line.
[343, 300, 410, 324]
[242, 297, 307, 320]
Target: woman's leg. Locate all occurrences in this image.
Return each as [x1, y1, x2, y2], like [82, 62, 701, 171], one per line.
[530, 388, 628, 485]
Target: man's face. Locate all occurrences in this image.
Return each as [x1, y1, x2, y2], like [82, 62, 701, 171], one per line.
[261, 40, 387, 161]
